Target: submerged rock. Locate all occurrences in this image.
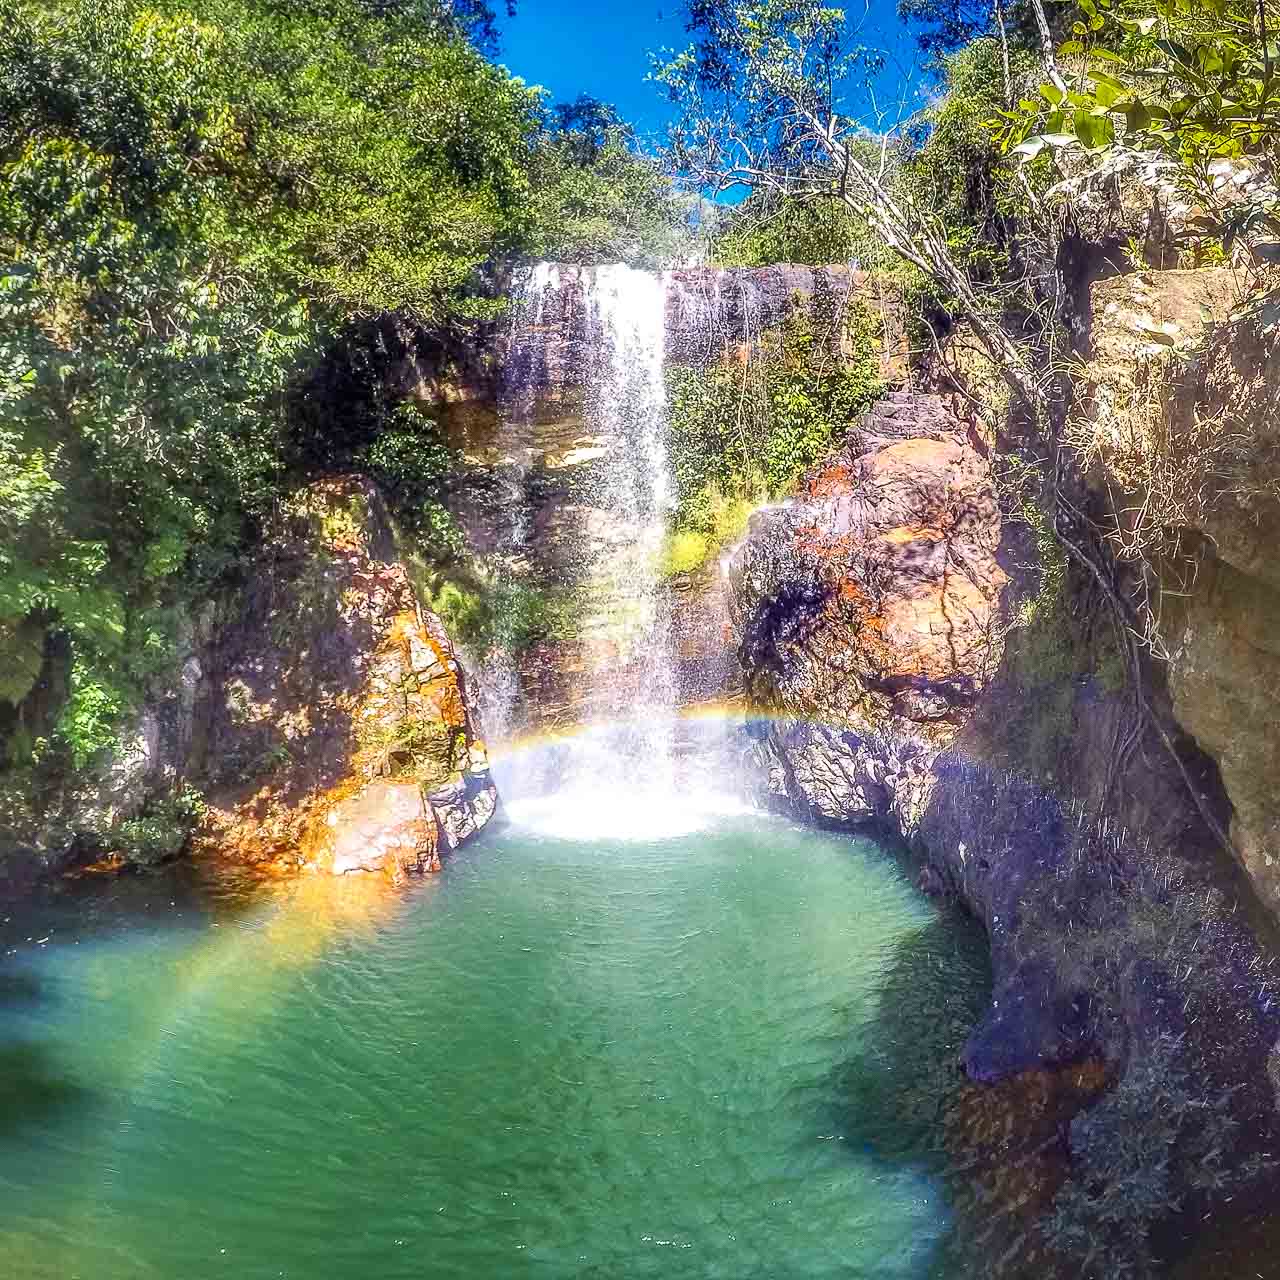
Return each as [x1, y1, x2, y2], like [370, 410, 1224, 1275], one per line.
[196, 477, 496, 877]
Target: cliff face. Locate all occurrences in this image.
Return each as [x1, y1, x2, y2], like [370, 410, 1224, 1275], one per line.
[0, 477, 497, 889]
[195, 477, 497, 878]
[730, 268, 1280, 1273]
[413, 263, 907, 731]
[1081, 268, 1280, 917]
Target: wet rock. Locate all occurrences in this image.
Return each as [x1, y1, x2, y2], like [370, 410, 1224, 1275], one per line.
[197, 476, 496, 876]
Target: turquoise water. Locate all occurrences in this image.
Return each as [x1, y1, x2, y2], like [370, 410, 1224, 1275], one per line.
[0, 811, 987, 1279]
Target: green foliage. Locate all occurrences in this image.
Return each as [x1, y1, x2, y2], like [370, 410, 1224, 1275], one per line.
[427, 574, 580, 656]
[665, 299, 883, 573]
[994, 0, 1280, 253]
[899, 39, 1038, 284]
[711, 195, 875, 267]
[113, 784, 206, 866]
[657, 488, 760, 576]
[356, 403, 465, 558]
[529, 97, 693, 266]
[899, 0, 998, 57]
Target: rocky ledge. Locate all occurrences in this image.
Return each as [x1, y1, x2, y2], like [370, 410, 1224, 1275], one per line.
[196, 477, 497, 878]
[0, 476, 498, 888]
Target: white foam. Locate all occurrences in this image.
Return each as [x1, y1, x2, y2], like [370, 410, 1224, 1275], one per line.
[503, 783, 751, 843]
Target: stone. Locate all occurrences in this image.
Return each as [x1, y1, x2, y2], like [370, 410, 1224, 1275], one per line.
[195, 476, 497, 876]
[731, 390, 1008, 834]
[318, 780, 439, 876]
[1085, 268, 1280, 915]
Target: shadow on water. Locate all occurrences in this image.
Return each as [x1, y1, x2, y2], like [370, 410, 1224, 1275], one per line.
[0, 1040, 88, 1139]
[0, 861, 275, 1152]
[818, 850, 993, 1277]
[0, 966, 90, 1141]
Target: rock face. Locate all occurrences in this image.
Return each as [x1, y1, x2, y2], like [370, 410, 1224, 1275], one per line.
[196, 477, 496, 877]
[732, 377, 1280, 1273]
[1082, 268, 1280, 916]
[0, 612, 211, 892]
[732, 390, 1008, 832]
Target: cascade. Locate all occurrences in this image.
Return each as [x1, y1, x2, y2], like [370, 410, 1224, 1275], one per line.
[470, 261, 559, 751]
[485, 263, 741, 837]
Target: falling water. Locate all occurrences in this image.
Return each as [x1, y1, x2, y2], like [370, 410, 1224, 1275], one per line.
[577, 264, 677, 780]
[470, 262, 562, 750]
[484, 263, 751, 837]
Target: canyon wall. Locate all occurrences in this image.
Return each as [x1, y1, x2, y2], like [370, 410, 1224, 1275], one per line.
[729, 263, 1280, 1274]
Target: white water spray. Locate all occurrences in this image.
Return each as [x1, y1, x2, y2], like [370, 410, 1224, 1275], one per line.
[486, 263, 745, 839]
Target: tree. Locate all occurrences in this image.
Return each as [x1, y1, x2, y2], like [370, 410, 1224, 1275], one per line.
[0, 0, 541, 764]
[899, 0, 995, 56]
[653, 0, 1043, 404]
[994, 0, 1280, 265]
[529, 96, 693, 265]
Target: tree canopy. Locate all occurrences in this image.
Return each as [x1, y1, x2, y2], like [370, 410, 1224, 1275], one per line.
[0, 0, 687, 768]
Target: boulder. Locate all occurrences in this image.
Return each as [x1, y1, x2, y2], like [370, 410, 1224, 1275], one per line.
[196, 476, 496, 877]
[731, 389, 1008, 832]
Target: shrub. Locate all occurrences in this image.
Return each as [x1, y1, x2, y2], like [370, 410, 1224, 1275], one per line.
[665, 297, 883, 569]
[113, 785, 206, 867]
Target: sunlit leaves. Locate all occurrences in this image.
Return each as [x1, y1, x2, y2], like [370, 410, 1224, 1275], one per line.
[992, 0, 1280, 172]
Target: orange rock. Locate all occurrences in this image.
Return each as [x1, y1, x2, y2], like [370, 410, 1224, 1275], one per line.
[195, 477, 497, 880]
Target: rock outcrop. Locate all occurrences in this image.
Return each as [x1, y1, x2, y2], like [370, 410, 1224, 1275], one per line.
[731, 375, 1280, 1275]
[732, 389, 1008, 833]
[196, 477, 496, 877]
[1082, 268, 1280, 916]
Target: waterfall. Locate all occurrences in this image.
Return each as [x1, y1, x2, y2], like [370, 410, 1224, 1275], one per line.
[470, 262, 559, 751]
[481, 262, 747, 838]
[577, 265, 677, 785]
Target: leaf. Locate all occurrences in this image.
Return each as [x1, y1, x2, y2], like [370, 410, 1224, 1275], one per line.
[1122, 101, 1152, 131]
[1155, 39, 1195, 67]
[1040, 82, 1065, 106]
[1088, 69, 1127, 91]
[1074, 109, 1115, 148]
[1011, 137, 1048, 160]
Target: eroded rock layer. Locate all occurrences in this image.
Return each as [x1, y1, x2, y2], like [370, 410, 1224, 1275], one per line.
[196, 477, 496, 877]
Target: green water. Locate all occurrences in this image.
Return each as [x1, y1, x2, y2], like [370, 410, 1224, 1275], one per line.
[0, 812, 987, 1279]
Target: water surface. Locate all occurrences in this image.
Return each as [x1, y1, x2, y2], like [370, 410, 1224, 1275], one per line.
[0, 811, 987, 1279]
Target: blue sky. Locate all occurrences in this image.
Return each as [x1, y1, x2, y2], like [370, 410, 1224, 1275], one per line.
[496, 1, 928, 144]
